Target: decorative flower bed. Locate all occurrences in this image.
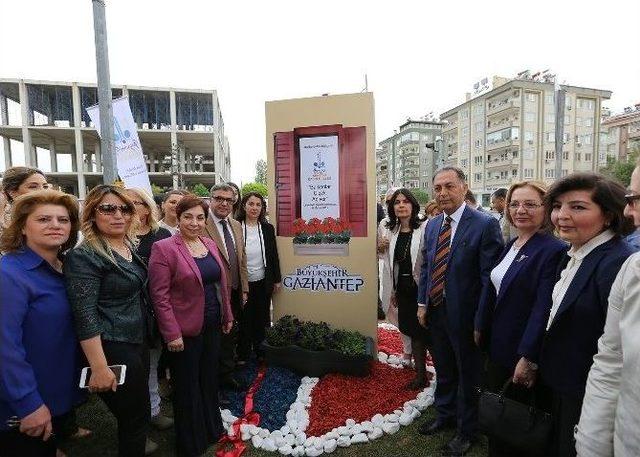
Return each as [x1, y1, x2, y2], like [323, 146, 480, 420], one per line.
[292, 217, 351, 245]
[219, 323, 436, 456]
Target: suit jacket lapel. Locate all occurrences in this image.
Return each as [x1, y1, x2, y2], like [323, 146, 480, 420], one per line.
[449, 206, 472, 255]
[175, 236, 203, 288]
[495, 234, 539, 304]
[206, 216, 229, 264]
[551, 241, 611, 326]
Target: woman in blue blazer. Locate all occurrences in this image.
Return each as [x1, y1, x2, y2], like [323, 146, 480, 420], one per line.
[540, 173, 634, 457]
[475, 181, 567, 457]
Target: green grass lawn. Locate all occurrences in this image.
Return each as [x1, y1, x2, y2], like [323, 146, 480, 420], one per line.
[62, 394, 487, 457]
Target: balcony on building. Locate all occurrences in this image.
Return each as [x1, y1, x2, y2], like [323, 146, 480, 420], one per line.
[486, 98, 520, 117]
[486, 115, 520, 134]
[443, 121, 458, 132]
[485, 150, 519, 170]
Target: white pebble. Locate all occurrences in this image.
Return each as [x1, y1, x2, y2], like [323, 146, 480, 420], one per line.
[284, 433, 296, 446]
[399, 413, 413, 426]
[258, 428, 269, 439]
[325, 431, 338, 440]
[261, 437, 277, 452]
[337, 426, 351, 436]
[378, 352, 388, 362]
[306, 447, 322, 457]
[368, 427, 384, 440]
[279, 444, 293, 455]
[351, 424, 363, 435]
[337, 436, 351, 447]
[350, 432, 368, 444]
[324, 438, 337, 453]
[345, 418, 356, 427]
[251, 435, 263, 448]
[304, 437, 314, 447]
[295, 432, 306, 446]
[385, 413, 399, 423]
[372, 414, 384, 426]
[382, 422, 400, 435]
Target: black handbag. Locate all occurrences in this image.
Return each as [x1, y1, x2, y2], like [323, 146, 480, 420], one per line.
[479, 379, 552, 455]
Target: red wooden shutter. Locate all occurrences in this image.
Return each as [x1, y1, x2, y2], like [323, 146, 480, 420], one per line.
[342, 126, 367, 236]
[274, 131, 297, 236]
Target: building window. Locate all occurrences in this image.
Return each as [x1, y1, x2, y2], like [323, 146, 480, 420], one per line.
[525, 112, 536, 122]
[576, 153, 581, 161]
[584, 117, 593, 127]
[546, 132, 555, 142]
[546, 113, 555, 123]
[524, 149, 534, 160]
[475, 122, 483, 133]
[524, 169, 534, 178]
[512, 150, 518, 158]
[525, 131, 534, 142]
[474, 173, 482, 182]
[545, 169, 555, 178]
[460, 109, 469, 119]
[545, 94, 554, 104]
[545, 151, 555, 160]
[474, 156, 483, 165]
[564, 115, 571, 124]
[565, 96, 572, 108]
[563, 151, 569, 160]
[475, 138, 483, 148]
[527, 93, 536, 102]
[512, 169, 518, 177]
[578, 99, 595, 110]
[585, 153, 592, 161]
[462, 127, 469, 136]
[562, 169, 568, 177]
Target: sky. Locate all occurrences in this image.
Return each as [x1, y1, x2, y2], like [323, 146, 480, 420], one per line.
[1, 0, 638, 184]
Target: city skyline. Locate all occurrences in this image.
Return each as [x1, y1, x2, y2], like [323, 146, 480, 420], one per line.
[1, 0, 638, 185]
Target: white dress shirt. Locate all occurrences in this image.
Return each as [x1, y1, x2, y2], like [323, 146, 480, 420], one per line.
[209, 210, 236, 254]
[546, 229, 615, 330]
[243, 222, 266, 282]
[490, 244, 521, 294]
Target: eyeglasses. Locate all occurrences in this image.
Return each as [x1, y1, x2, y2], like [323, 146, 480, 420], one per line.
[96, 204, 134, 216]
[624, 193, 640, 206]
[212, 196, 235, 204]
[508, 201, 543, 211]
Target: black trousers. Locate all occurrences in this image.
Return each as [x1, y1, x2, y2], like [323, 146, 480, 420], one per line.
[0, 418, 60, 457]
[219, 288, 242, 379]
[99, 341, 150, 457]
[169, 319, 224, 457]
[548, 389, 582, 457]
[429, 302, 482, 439]
[238, 279, 271, 359]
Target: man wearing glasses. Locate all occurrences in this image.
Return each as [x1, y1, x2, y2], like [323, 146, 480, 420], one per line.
[624, 165, 640, 249]
[204, 184, 249, 396]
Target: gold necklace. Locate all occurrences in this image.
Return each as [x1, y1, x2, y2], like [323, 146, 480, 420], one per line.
[108, 241, 132, 261]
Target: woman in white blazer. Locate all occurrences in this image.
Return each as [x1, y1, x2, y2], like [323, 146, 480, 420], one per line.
[380, 188, 428, 388]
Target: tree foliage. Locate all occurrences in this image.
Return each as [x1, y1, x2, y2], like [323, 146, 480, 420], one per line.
[241, 182, 268, 197]
[601, 149, 639, 187]
[191, 183, 209, 197]
[411, 188, 430, 204]
[255, 159, 267, 185]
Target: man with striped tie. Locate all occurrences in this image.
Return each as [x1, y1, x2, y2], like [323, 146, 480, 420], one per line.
[416, 167, 503, 456]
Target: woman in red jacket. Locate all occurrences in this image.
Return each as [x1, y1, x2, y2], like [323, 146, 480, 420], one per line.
[148, 194, 233, 457]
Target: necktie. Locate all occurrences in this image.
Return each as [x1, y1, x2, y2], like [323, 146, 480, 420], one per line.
[429, 216, 453, 307]
[220, 219, 239, 290]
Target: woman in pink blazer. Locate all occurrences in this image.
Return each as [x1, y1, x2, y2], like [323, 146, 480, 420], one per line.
[148, 195, 233, 457]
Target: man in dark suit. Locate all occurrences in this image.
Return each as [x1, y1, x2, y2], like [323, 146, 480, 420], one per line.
[204, 184, 249, 392]
[417, 167, 503, 456]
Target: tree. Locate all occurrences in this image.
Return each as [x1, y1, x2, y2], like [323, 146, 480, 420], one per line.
[191, 183, 209, 197]
[255, 159, 267, 185]
[150, 183, 164, 195]
[241, 182, 268, 197]
[411, 188, 430, 204]
[601, 149, 639, 187]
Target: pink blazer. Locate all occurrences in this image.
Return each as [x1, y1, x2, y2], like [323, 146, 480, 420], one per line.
[148, 234, 233, 343]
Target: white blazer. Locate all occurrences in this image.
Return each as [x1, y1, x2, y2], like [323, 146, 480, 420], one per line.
[576, 252, 640, 457]
[379, 219, 427, 315]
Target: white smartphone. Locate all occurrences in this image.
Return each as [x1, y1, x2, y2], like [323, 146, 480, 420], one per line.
[79, 365, 127, 388]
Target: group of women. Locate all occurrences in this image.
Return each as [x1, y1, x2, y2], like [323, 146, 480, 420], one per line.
[379, 171, 639, 456]
[0, 166, 281, 457]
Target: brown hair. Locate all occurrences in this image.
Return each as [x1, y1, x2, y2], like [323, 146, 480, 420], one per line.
[79, 184, 137, 263]
[236, 192, 267, 223]
[176, 194, 209, 219]
[0, 190, 79, 253]
[2, 166, 47, 202]
[424, 199, 440, 217]
[505, 181, 550, 230]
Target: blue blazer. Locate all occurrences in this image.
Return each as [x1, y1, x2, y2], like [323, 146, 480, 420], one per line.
[475, 233, 568, 371]
[540, 237, 635, 396]
[418, 205, 504, 336]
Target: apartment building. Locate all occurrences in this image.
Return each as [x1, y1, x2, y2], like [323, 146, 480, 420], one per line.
[377, 119, 444, 196]
[600, 104, 640, 162]
[440, 76, 610, 206]
[0, 78, 231, 197]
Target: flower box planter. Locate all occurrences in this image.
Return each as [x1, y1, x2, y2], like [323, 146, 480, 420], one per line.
[261, 337, 375, 377]
[293, 243, 349, 256]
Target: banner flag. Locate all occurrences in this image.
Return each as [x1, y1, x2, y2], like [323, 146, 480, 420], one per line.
[87, 96, 153, 196]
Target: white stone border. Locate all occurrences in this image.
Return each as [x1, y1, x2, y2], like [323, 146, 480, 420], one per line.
[220, 324, 435, 456]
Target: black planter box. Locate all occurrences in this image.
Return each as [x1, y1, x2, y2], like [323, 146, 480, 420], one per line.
[261, 337, 375, 377]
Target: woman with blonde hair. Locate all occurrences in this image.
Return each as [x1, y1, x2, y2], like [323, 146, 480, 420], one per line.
[64, 184, 157, 456]
[0, 190, 82, 456]
[125, 188, 173, 433]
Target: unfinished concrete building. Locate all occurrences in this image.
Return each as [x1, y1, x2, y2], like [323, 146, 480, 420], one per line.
[0, 78, 231, 197]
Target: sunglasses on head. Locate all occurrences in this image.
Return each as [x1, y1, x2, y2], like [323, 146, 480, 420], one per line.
[96, 204, 134, 215]
[624, 194, 640, 206]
